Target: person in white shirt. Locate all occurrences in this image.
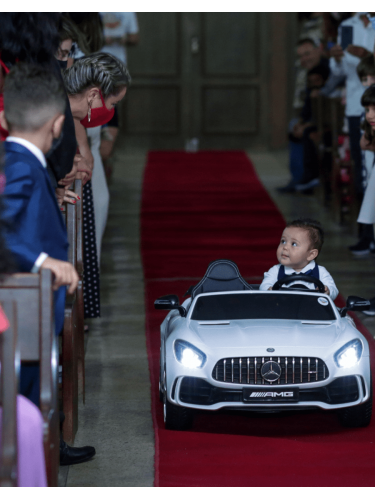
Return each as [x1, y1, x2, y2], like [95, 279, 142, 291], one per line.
[260, 218, 338, 300]
[100, 13, 139, 66]
[329, 13, 375, 196]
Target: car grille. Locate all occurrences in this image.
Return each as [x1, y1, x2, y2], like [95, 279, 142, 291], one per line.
[212, 356, 329, 385]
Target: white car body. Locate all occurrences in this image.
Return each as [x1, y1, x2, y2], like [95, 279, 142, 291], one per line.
[159, 290, 372, 416]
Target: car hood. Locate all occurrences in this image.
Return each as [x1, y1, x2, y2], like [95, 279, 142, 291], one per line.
[191, 319, 343, 349]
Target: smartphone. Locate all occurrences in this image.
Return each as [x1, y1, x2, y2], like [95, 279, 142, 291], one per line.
[340, 26, 353, 51]
[326, 41, 335, 50]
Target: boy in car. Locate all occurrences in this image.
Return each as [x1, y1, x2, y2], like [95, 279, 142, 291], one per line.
[260, 218, 338, 299]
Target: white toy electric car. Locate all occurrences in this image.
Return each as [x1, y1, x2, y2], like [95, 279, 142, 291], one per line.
[155, 260, 373, 430]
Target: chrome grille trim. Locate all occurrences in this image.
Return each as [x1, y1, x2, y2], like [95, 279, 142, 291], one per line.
[212, 356, 329, 385]
[285, 357, 288, 384]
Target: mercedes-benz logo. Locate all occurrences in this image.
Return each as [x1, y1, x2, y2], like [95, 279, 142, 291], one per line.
[261, 360, 282, 382]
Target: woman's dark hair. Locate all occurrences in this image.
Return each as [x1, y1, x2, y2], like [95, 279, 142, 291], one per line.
[0, 143, 15, 275]
[0, 13, 60, 69]
[66, 13, 104, 55]
[361, 84, 375, 143]
[58, 14, 80, 44]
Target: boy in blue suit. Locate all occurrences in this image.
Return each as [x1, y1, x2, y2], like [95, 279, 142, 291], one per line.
[0, 63, 79, 336]
[0, 64, 96, 466]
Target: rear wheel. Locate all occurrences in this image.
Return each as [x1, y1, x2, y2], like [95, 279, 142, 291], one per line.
[338, 378, 372, 428]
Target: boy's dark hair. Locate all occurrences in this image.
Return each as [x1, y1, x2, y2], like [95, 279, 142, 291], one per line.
[307, 63, 330, 83]
[0, 13, 60, 68]
[286, 218, 324, 254]
[297, 37, 319, 48]
[361, 84, 375, 143]
[3, 63, 66, 132]
[357, 54, 375, 80]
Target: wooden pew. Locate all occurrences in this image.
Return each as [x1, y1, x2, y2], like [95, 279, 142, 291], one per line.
[61, 178, 85, 444]
[61, 200, 79, 444]
[311, 95, 334, 205]
[329, 98, 358, 226]
[0, 300, 18, 487]
[0, 271, 59, 487]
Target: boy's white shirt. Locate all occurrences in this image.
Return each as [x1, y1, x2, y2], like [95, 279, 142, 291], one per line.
[259, 260, 339, 300]
[5, 136, 48, 272]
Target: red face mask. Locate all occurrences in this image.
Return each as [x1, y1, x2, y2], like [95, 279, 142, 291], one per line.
[80, 90, 115, 128]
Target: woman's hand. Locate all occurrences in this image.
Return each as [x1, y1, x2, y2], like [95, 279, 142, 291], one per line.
[76, 155, 93, 185]
[57, 160, 78, 187]
[63, 189, 80, 205]
[55, 187, 65, 206]
[347, 45, 370, 59]
[330, 44, 344, 62]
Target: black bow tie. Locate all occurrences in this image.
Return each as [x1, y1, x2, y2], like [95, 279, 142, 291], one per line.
[290, 268, 313, 276]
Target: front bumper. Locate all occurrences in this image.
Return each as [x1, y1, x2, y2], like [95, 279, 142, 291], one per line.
[170, 375, 368, 411]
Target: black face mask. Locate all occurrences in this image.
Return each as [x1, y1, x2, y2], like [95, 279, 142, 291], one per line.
[57, 59, 68, 70]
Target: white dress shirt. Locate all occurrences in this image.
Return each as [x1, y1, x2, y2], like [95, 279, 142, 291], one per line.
[5, 136, 49, 272]
[329, 14, 375, 117]
[259, 260, 339, 300]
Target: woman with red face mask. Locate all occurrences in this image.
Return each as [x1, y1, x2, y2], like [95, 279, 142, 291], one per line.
[63, 52, 130, 319]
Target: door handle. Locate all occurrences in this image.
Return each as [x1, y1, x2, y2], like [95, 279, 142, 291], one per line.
[191, 37, 199, 54]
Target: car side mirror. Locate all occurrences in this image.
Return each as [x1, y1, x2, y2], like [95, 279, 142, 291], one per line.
[340, 296, 370, 317]
[154, 294, 187, 317]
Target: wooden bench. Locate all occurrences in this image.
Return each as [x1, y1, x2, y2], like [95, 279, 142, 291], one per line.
[0, 300, 18, 487]
[311, 95, 335, 205]
[329, 98, 358, 226]
[61, 178, 85, 444]
[0, 271, 59, 487]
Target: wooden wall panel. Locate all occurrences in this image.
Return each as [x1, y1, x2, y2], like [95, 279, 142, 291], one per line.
[127, 13, 180, 77]
[202, 86, 258, 134]
[125, 86, 180, 135]
[202, 12, 259, 77]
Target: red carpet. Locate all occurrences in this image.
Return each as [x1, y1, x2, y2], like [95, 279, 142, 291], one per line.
[141, 151, 375, 487]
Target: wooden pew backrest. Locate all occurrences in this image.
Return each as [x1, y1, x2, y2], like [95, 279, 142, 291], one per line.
[0, 300, 18, 487]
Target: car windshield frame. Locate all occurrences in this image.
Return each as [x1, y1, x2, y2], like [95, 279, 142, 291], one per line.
[189, 291, 339, 322]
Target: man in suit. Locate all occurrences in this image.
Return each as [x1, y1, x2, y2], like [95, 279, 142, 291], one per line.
[0, 63, 95, 466]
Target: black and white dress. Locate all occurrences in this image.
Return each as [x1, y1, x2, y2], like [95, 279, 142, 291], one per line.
[82, 180, 101, 318]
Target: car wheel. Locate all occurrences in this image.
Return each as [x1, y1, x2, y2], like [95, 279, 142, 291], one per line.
[338, 377, 373, 428]
[163, 382, 193, 431]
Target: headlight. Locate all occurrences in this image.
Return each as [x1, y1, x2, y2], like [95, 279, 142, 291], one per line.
[174, 340, 207, 369]
[334, 339, 363, 368]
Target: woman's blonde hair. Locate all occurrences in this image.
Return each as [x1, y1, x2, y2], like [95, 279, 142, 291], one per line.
[63, 52, 131, 98]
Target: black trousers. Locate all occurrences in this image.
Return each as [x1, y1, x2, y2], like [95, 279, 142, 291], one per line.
[348, 116, 363, 195]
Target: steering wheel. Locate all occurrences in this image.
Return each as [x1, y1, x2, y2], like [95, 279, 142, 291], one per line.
[272, 274, 326, 293]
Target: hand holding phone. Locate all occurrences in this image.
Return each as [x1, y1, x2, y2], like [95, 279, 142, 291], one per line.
[340, 26, 353, 51]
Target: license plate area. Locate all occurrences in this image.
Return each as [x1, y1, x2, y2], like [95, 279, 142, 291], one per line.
[243, 387, 299, 403]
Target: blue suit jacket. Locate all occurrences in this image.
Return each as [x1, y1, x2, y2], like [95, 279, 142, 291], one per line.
[2, 141, 69, 334]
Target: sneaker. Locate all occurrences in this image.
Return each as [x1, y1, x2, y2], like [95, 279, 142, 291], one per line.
[295, 178, 320, 191]
[349, 239, 375, 256]
[362, 297, 375, 316]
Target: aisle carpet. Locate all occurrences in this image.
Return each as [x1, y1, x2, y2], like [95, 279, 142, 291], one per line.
[141, 151, 375, 487]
